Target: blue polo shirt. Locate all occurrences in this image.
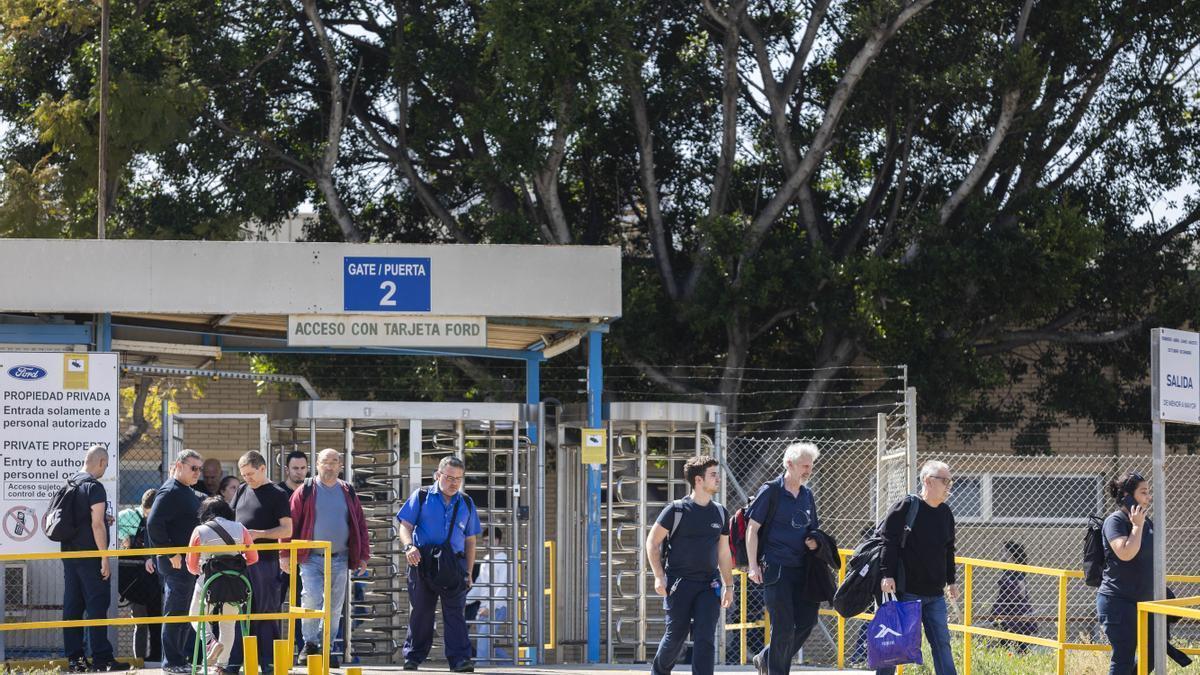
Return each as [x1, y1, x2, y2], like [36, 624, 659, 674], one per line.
[747, 476, 819, 568]
[396, 486, 481, 554]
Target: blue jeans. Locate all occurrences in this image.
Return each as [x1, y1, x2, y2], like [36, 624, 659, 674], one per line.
[300, 551, 349, 647]
[758, 563, 820, 674]
[475, 605, 509, 663]
[158, 557, 197, 669]
[652, 577, 720, 675]
[62, 558, 114, 663]
[876, 593, 956, 675]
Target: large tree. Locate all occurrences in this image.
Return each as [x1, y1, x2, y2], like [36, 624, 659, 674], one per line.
[2, 0, 1198, 446]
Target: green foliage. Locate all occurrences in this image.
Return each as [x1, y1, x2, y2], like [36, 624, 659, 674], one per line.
[2, 0, 1199, 444]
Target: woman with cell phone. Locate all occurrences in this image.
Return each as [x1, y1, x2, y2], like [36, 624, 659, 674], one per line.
[1096, 472, 1154, 674]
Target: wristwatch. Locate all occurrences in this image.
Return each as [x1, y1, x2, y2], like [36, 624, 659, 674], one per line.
[403, 543, 415, 553]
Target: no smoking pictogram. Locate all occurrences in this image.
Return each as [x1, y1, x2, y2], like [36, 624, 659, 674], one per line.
[4, 506, 37, 542]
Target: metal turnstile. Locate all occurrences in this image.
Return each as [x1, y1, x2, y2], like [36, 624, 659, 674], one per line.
[270, 401, 546, 666]
[559, 402, 724, 663]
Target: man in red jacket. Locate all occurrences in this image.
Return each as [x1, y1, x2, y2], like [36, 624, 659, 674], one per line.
[290, 448, 371, 667]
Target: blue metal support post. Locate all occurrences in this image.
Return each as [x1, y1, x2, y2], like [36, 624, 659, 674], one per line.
[525, 353, 541, 665]
[586, 331, 603, 662]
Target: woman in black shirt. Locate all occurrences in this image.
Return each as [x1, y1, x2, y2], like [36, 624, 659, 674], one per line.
[1096, 472, 1152, 675]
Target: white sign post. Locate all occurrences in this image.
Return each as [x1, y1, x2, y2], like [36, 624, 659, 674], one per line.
[1149, 328, 1200, 669]
[0, 352, 119, 555]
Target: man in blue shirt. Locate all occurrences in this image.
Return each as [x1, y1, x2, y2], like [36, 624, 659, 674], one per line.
[397, 456, 482, 672]
[745, 443, 822, 675]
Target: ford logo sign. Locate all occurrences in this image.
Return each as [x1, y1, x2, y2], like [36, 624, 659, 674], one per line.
[8, 365, 48, 381]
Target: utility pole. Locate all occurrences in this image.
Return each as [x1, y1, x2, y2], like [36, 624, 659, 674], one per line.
[96, 0, 110, 239]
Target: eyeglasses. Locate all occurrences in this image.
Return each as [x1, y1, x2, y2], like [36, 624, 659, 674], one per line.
[184, 464, 202, 473]
[931, 475, 954, 487]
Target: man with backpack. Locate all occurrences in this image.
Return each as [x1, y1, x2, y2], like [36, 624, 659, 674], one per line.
[644, 455, 733, 675]
[875, 460, 959, 675]
[289, 448, 371, 668]
[396, 455, 482, 673]
[55, 445, 130, 672]
[744, 443, 822, 675]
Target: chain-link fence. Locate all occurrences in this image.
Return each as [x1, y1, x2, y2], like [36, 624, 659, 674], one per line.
[721, 421, 1200, 670]
[719, 367, 913, 668]
[924, 450, 1200, 671]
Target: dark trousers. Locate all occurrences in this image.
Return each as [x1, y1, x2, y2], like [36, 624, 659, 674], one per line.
[229, 557, 282, 670]
[62, 558, 114, 663]
[282, 570, 305, 651]
[652, 577, 721, 675]
[758, 563, 819, 675]
[158, 557, 197, 668]
[404, 564, 470, 667]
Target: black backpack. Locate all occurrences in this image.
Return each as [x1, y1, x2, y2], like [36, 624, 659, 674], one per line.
[43, 474, 94, 543]
[1083, 514, 1107, 587]
[833, 495, 921, 618]
[200, 522, 250, 605]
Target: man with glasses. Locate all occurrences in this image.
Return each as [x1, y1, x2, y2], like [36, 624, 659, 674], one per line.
[396, 456, 481, 672]
[877, 460, 959, 675]
[146, 449, 205, 673]
[745, 443, 822, 674]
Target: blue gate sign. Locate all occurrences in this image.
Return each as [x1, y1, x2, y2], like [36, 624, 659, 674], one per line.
[343, 257, 432, 312]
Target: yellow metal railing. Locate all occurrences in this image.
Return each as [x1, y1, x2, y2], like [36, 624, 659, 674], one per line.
[545, 539, 557, 650]
[0, 540, 332, 675]
[725, 548, 1200, 674]
[1137, 595, 1200, 675]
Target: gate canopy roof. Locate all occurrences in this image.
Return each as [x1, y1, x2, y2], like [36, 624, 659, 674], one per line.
[0, 239, 620, 363]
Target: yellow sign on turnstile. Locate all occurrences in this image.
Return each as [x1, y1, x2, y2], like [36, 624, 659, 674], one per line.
[582, 428, 607, 464]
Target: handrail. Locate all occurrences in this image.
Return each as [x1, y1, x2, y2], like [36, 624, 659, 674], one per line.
[0, 540, 333, 675]
[1137, 595, 1200, 675]
[545, 539, 557, 651]
[724, 547, 1200, 674]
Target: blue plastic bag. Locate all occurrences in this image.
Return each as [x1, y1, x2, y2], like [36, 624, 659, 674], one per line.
[866, 594, 924, 669]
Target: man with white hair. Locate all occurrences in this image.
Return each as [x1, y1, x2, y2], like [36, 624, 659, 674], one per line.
[289, 448, 371, 668]
[876, 460, 959, 675]
[745, 443, 822, 674]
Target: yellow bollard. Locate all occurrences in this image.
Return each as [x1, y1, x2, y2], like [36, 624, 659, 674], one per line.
[274, 638, 292, 675]
[345, 668, 362, 675]
[306, 653, 325, 675]
[243, 635, 259, 675]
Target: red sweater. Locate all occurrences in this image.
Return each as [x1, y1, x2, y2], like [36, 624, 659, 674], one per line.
[289, 478, 371, 569]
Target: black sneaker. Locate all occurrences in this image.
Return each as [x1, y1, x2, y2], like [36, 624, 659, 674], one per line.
[302, 642, 321, 657]
[402, 660, 419, 671]
[449, 660, 475, 673]
[94, 661, 132, 672]
[67, 658, 91, 673]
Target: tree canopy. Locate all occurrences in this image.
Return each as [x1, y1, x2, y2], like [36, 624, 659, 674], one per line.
[2, 0, 1198, 449]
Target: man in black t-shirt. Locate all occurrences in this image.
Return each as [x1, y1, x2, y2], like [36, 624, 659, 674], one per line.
[876, 460, 959, 675]
[645, 456, 734, 675]
[61, 445, 130, 672]
[229, 450, 293, 673]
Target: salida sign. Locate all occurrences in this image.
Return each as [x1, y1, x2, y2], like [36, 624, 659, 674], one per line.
[1155, 328, 1200, 425]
